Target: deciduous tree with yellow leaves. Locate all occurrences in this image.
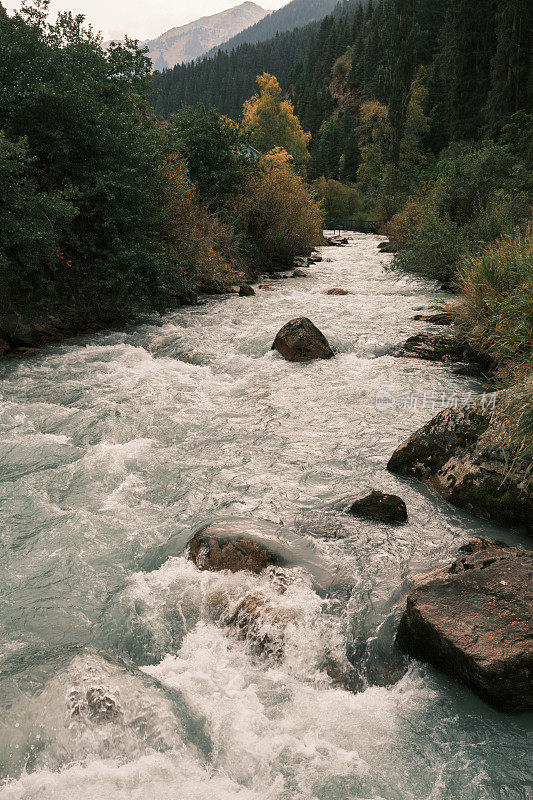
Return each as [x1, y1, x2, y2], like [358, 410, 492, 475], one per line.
[243, 73, 311, 175]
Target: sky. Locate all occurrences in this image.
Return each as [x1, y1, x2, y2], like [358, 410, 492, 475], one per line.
[4, 0, 288, 41]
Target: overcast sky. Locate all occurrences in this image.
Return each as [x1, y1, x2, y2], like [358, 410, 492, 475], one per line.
[5, 0, 288, 41]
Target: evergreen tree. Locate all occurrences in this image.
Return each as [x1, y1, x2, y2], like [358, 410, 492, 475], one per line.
[379, 0, 423, 166]
[485, 0, 533, 135]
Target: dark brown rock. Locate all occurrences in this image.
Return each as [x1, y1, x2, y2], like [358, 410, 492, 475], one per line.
[325, 288, 350, 296]
[394, 333, 468, 363]
[458, 538, 507, 554]
[292, 269, 309, 278]
[387, 392, 533, 534]
[396, 547, 533, 710]
[348, 491, 407, 523]
[378, 241, 397, 253]
[272, 317, 334, 362]
[187, 532, 278, 574]
[324, 236, 348, 246]
[413, 311, 454, 325]
[239, 284, 255, 297]
[0, 312, 34, 346]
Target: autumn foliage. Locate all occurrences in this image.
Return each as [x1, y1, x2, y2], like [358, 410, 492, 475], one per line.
[243, 73, 311, 175]
[239, 148, 323, 265]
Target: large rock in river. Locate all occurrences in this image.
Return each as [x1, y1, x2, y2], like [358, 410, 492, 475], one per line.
[187, 527, 278, 574]
[393, 333, 468, 363]
[348, 491, 407, 523]
[396, 547, 533, 710]
[387, 392, 533, 535]
[272, 318, 334, 362]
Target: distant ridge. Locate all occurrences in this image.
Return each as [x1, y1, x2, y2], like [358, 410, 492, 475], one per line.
[107, 2, 269, 70]
[208, 0, 341, 55]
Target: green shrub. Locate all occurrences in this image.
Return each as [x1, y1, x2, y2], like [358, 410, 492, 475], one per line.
[312, 177, 362, 218]
[456, 227, 533, 368]
[0, 133, 75, 312]
[394, 210, 467, 282]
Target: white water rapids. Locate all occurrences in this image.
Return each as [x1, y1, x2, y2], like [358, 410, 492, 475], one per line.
[0, 234, 531, 799]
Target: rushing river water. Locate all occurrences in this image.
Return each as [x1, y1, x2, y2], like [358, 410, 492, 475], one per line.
[0, 234, 531, 799]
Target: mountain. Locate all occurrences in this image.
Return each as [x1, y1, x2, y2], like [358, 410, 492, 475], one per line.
[109, 3, 270, 70]
[151, 0, 363, 120]
[208, 0, 342, 55]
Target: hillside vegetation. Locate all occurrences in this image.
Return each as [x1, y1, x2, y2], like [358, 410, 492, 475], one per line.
[0, 2, 322, 338]
[153, 0, 531, 468]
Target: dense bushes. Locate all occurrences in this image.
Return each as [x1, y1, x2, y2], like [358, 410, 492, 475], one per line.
[312, 177, 362, 219]
[0, 7, 180, 316]
[239, 149, 323, 266]
[0, 5, 322, 328]
[386, 133, 532, 282]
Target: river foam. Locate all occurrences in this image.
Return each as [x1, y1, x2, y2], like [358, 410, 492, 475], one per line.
[1, 234, 531, 799]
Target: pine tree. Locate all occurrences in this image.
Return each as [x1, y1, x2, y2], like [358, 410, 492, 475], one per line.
[379, 0, 423, 165]
[485, 0, 533, 135]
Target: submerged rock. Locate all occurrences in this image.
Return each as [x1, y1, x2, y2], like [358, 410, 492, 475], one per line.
[187, 530, 278, 574]
[348, 491, 407, 523]
[325, 288, 350, 296]
[272, 317, 334, 362]
[387, 392, 533, 534]
[67, 686, 122, 722]
[324, 236, 348, 246]
[396, 547, 533, 711]
[413, 311, 454, 325]
[393, 333, 468, 363]
[239, 284, 255, 297]
[292, 268, 309, 278]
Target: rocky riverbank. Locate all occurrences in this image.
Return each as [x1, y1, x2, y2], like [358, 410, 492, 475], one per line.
[396, 544, 533, 711]
[387, 391, 533, 535]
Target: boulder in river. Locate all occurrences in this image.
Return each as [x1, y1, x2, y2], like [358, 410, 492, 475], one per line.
[187, 529, 278, 574]
[393, 333, 468, 363]
[348, 491, 407, 523]
[272, 317, 334, 362]
[239, 284, 255, 297]
[396, 547, 533, 711]
[326, 288, 350, 296]
[292, 269, 308, 278]
[378, 241, 397, 253]
[387, 392, 533, 534]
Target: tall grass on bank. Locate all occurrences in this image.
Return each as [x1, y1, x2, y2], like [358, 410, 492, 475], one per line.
[456, 227, 533, 370]
[457, 228, 533, 474]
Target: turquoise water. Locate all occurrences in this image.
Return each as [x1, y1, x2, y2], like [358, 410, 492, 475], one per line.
[0, 234, 531, 799]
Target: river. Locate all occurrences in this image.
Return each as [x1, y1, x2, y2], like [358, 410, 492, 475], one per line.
[0, 234, 531, 799]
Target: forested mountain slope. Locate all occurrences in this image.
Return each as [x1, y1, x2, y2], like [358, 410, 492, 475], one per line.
[151, 0, 363, 119]
[208, 0, 342, 53]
